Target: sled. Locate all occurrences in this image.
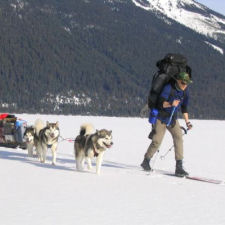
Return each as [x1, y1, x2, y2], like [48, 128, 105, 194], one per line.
[0, 113, 27, 149]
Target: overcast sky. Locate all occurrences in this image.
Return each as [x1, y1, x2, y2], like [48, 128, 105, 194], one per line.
[196, 0, 225, 16]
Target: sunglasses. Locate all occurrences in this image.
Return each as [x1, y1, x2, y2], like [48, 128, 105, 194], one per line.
[181, 81, 188, 85]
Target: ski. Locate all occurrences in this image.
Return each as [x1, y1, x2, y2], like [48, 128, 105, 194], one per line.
[115, 162, 224, 185]
[185, 175, 223, 184]
[152, 169, 224, 185]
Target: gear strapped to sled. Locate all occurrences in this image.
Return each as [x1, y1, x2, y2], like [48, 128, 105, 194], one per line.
[0, 113, 27, 149]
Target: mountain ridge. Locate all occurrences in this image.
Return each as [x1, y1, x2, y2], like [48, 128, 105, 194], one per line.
[132, 0, 225, 44]
[0, 0, 224, 119]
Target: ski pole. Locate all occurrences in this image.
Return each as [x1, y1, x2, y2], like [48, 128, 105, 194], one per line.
[160, 126, 187, 160]
[152, 127, 187, 169]
[160, 145, 174, 160]
[166, 106, 176, 127]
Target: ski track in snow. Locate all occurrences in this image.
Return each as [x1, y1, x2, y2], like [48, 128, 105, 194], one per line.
[0, 114, 225, 225]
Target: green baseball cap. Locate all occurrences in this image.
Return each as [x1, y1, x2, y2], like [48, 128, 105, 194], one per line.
[177, 72, 192, 84]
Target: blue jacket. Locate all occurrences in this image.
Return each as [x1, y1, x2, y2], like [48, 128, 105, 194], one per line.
[157, 82, 189, 125]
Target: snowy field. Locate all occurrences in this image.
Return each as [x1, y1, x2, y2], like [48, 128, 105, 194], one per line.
[0, 114, 225, 225]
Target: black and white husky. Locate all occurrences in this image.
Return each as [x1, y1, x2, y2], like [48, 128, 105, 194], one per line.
[34, 119, 60, 165]
[24, 126, 36, 157]
[74, 124, 113, 174]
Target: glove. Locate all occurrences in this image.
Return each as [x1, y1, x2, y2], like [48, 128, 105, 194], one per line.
[186, 121, 193, 130]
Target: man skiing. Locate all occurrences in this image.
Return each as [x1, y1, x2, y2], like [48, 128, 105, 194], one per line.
[141, 72, 193, 177]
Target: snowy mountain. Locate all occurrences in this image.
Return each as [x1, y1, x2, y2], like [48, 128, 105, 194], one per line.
[0, 0, 225, 119]
[132, 0, 225, 44]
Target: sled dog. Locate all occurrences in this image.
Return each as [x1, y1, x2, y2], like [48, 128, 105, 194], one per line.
[35, 119, 60, 165]
[74, 124, 113, 174]
[24, 126, 36, 157]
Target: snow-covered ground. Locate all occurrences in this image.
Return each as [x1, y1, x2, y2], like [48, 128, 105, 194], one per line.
[1, 114, 225, 225]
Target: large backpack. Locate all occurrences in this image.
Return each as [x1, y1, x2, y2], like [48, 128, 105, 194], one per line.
[148, 53, 192, 110]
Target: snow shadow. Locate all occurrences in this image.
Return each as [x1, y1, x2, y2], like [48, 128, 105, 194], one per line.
[102, 160, 139, 170]
[0, 148, 138, 172]
[0, 149, 75, 172]
[56, 152, 137, 170]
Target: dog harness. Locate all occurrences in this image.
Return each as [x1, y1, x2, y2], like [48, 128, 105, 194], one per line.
[93, 144, 99, 157]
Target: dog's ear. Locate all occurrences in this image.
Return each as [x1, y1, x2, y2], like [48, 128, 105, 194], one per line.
[56, 121, 59, 128]
[109, 130, 112, 135]
[46, 121, 49, 127]
[96, 129, 100, 135]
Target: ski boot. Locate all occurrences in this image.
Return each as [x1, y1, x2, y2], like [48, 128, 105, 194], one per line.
[175, 160, 189, 177]
[141, 157, 151, 171]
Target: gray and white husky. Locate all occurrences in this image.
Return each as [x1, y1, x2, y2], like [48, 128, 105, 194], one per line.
[35, 119, 60, 165]
[74, 124, 113, 174]
[24, 126, 36, 157]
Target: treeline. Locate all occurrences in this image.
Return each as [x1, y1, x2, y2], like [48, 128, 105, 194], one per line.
[0, 0, 224, 119]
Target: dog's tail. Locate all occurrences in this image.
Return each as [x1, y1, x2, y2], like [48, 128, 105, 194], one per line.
[80, 123, 95, 136]
[34, 119, 45, 136]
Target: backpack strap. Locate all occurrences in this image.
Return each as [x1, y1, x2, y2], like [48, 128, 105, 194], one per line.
[169, 82, 186, 101]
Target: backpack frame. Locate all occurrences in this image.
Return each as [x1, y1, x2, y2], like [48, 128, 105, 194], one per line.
[148, 53, 191, 110]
